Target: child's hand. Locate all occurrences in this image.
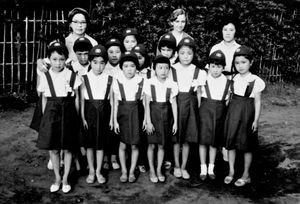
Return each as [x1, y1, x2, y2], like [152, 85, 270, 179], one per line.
[82, 119, 88, 130]
[109, 118, 114, 130]
[146, 122, 155, 135]
[37, 59, 48, 72]
[172, 123, 178, 135]
[252, 121, 258, 132]
[142, 119, 147, 131]
[114, 121, 120, 134]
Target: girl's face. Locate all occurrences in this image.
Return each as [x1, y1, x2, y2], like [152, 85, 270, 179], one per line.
[70, 13, 87, 35]
[122, 61, 136, 79]
[209, 63, 223, 78]
[49, 51, 66, 72]
[234, 56, 252, 75]
[135, 52, 145, 68]
[91, 56, 106, 75]
[160, 46, 173, 59]
[222, 23, 236, 43]
[155, 63, 169, 80]
[75, 51, 89, 66]
[171, 14, 186, 32]
[178, 46, 193, 66]
[107, 46, 121, 66]
[123, 35, 137, 51]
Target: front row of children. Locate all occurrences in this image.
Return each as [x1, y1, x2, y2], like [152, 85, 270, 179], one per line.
[32, 37, 265, 193]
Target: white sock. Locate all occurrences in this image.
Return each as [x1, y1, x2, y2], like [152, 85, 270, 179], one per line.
[208, 163, 215, 175]
[200, 164, 207, 175]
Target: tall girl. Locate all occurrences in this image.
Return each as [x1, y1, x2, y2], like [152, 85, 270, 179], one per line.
[145, 55, 178, 183]
[169, 37, 206, 179]
[113, 52, 145, 183]
[36, 42, 81, 193]
[223, 46, 265, 186]
[80, 45, 113, 184]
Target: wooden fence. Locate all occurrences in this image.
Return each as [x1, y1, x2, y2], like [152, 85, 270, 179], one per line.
[0, 8, 67, 95]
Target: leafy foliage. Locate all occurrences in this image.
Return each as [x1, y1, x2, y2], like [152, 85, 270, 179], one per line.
[90, 0, 298, 81]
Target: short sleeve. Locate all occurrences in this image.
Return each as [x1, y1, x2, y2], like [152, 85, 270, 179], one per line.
[143, 79, 151, 97]
[197, 69, 207, 86]
[170, 81, 179, 100]
[73, 75, 82, 90]
[253, 77, 266, 93]
[112, 78, 120, 99]
[37, 74, 47, 93]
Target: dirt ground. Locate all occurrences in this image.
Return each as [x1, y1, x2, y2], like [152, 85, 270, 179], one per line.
[0, 83, 300, 204]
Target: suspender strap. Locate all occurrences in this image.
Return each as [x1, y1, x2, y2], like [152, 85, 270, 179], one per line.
[117, 80, 126, 101]
[244, 80, 255, 97]
[68, 65, 75, 73]
[171, 67, 177, 82]
[221, 79, 231, 101]
[135, 78, 144, 100]
[204, 81, 212, 99]
[189, 67, 200, 93]
[146, 69, 151, 79]
[230, 80, 235, 94]
[104, 76, 113, 100]
[83, 75, 93, 100]
[67, 72, 76, 97]
[45, 71, 56, 97]
[150, 84, 156, 102]
[166, 88, 171, 101]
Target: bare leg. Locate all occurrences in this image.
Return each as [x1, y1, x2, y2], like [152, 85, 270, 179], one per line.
[241, 152, 252, 179]
[156, 145, 164, 177]
[96, 150, 104, 176]
[62, 150, 72, 185]
[86, 148, 95, 175]
[147, 144, 155, 175]
[228, 149, 236, 177]
[181, 142, 189, 170]
[173, 143, 180, 168]
[129, 145, 139, 176]
[119, 142, 127, 174]
[49, 150, 61, 184]
[199, 145, 207, 164]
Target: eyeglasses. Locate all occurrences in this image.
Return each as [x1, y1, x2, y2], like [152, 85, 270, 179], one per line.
[72, 21, 87, 25]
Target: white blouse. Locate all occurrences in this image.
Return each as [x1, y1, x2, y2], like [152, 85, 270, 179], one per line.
[201, 74, 230, 100]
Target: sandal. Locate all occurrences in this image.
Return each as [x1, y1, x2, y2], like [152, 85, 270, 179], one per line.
[128, 174, 136, 183]
[158, 175, 166, 183]
[112, 161, 120, 170]
[96, 173, 106, 184]
[120, 172, 128, 183]
[234, 177, 251, 187]
[86, 174, 95, 184]
[149, 172, 158, 183]
[224, 176, 234, 184]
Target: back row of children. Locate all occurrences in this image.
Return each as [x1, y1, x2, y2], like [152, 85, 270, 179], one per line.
[30, 7, 266, 193]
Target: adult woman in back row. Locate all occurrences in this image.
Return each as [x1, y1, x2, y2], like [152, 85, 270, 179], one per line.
[156, 8, 193, 64]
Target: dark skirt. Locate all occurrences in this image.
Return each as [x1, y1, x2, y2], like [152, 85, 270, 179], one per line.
[117, 100, 143, 145]
[29, 95, 43, 132]
[224, 94, 258, 151]
[199, 97, 227, 147]
[37, 97, 79, 151]
[148, 101, 172, 146]
[84, 100, 110, 150]
[173, 92, 199, 144]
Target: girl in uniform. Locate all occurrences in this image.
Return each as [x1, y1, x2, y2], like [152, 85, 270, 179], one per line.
[113, 52, 145, 183]
[36, 42, 81, 193]
[157, 33, 177, 65]
[80, 45, 113, 184]
[122, 28, 138, 52]
[169, 37, 206, 179]
[199, 50, 231, 180]
[145, 55, 178, 183]
[223, 45, 265, 187]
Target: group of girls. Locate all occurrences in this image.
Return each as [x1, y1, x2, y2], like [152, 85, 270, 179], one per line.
[30, 7, 266, 193]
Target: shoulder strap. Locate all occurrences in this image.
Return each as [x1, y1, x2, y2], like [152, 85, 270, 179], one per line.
[117, 80, 126, 101]
[150, 84, 156, 102]
[166, 88, 171, 102]
[189, 67, 200, 93]
[104, 75, 113, 100]
[83, 75, 93, 100]
[230, 80, 235, 94]
[45, 71, 56, 97]
[204, 80, 211, 99]
[221, 79, 231, 101]
[171, 67, 177, 82]
[135, 78, 144, 100]
[67, 71, 77, 97]
[244, 80, 256, 97]
[146, 69, 151, 79]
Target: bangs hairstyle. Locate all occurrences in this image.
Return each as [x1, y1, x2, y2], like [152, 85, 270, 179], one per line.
[219, 15, 240, 39]
[232, 53, 254, 74]
[168, 8, 188, 25]
[68, 7, 90, 25]
[47, 44, 69, 59]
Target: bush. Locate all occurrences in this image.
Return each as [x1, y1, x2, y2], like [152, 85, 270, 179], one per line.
[89, 0, 300, 82]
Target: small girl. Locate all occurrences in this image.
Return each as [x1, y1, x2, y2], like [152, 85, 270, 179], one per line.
[199, 50, 231, 180]
[132, 44, 152, 173]
[157, 33, 177, 65]
[223, 45, 265, 187]
[169, 37, 207, 179]
[145, 55, 178, 183]
[72, 37, 93, 76]
[122, 28, 138, 52]
[113, 52, 145, 183]
[36, 42, 81, 193]
[80, 45, 113, 184]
